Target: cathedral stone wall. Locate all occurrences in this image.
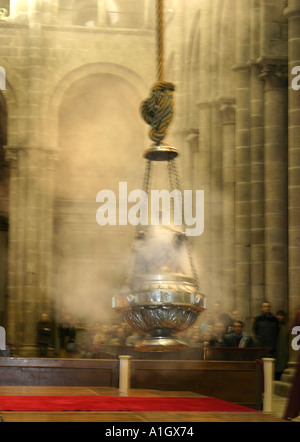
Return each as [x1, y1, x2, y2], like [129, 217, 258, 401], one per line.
[0, 0, 299, 357]
[0, 0, 157, 356]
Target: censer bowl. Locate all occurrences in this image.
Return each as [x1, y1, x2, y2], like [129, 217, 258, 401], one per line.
[113, 273, 206, 352]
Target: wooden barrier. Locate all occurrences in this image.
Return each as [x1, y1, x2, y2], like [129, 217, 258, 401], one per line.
[93, 346, 270, 361]
[0, 358, 119, 387]
[0, 357, 263, 410]
[130, 359, 263, 410]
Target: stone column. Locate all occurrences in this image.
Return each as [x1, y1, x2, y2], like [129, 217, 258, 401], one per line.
[232, 0, 251, 321]
[284, 1, 300, 320]
[4, 147, 22, 353]
[97, 0, 107, 26]
[249, 63, 265, 318]
[43, 0, 59, 24]
[0, 215, 8, 328]
[57, 0, 73, 25]
[143, 0, 153, 29]
[4, 2, 57, 356]
[219, 98, 236, 312]
[184, 131, 199, 192]
[210, 103, 223, 304]
[259, 62, 288, 314]
[5, 147, 56, 356]
[197, 0, 213, 300]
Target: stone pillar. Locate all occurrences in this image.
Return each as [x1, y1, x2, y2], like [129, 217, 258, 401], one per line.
[57, 0, 73, 25]
[184, 131, 200, 202]
[210, 103, 223, 304]
[97, 0, 107, 26]
[43, 0, 59, 24]
[219, 98, 236, 312]
[4, 147, 22, 353]
[0, 218, 8, 328]
[233, 0, 251, 321]
[284, 1, 300, 320]
[259, 62, 288, 314]
[143, 0, 153, 29]
[4, 1, 57, 356]
[197, 0, 212, 301]
[249, 63, 265, 318]
[5, 147, 56, 356]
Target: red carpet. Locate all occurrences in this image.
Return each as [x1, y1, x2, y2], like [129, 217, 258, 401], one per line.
[0, 396, 258, 413]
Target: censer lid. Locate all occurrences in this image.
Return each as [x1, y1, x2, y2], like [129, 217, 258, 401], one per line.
[144, 142, 179, 161]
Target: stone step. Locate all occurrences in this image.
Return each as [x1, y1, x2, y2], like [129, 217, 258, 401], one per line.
[281, 371, 295, 384]
[274, 380, 292, 398]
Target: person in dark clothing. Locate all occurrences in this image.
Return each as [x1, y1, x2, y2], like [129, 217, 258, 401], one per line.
[36, 313, 52, 357]
[224, 320, 255, 348]
[253, 301, 279, 357]
[58, 314, 77, 357]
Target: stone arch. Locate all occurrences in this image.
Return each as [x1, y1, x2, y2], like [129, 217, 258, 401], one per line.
[46, 62, 148, 151]
[50, 64, 149, 322]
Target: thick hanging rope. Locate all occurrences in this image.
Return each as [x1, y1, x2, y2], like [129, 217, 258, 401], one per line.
[156, 0, 165, 83]
[141, 0, 175, 145]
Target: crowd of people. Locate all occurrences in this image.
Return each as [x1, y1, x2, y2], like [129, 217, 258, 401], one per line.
[36, 313, 145, 359]
[179, 300, 290, 380]
[24, 302, 300, 420]
[35, 300, 291, 380]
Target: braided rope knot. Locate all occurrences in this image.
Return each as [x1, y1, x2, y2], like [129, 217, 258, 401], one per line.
[141, 81, 175, 145]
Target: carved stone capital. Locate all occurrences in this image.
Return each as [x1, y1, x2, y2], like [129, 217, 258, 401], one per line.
[218, 97, 236, 125]
[258, 60, 288, 88]
[284, 6, 300, 21]
[185, 129, 199, 153]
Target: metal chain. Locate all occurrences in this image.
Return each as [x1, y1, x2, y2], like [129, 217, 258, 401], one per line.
[169, 159, 183, 226]
[143, 159, 152, 196]
[127, 160, 153, 282]
[133, 159, 152, 239]
[167, 160, 175, 217]
[186, 235, 201, 293]
[170, 159, 201, 292]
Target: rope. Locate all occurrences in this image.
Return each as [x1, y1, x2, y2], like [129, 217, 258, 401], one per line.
[141, 0, 175, 145]
[156, 0, 165, 83]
